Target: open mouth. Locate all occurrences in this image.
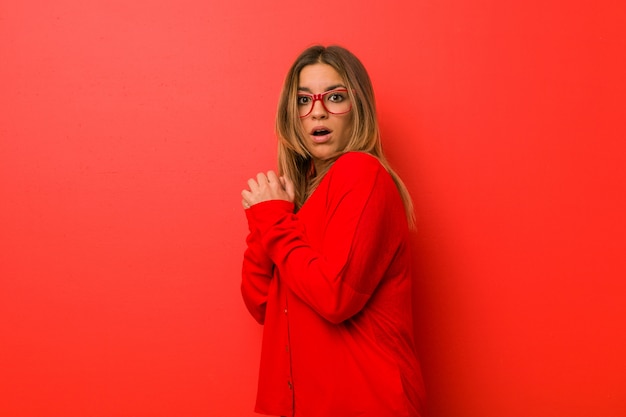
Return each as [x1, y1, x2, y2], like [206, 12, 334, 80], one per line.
[311, 128, 331, 136]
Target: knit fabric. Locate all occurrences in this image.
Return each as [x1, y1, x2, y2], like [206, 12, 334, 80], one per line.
[242, 152, 425, 417]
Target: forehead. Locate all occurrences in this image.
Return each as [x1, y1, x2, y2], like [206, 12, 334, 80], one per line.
[298, 63, 344, 90]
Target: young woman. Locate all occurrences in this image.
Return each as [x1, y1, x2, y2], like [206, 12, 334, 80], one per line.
[240, 45, 426, 417]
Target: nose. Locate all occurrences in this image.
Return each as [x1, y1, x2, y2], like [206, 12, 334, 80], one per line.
[310, 97, 328, 119]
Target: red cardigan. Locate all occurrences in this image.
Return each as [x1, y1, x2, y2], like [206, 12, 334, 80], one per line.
[241, 152, 426, 417]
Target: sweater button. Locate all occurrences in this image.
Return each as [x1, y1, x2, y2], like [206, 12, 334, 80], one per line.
[284, 308, 288, 314]
[288, 380, 293, 390]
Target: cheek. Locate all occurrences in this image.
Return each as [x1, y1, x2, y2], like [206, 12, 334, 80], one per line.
[296, 119, 307, 139]
[340, 115, 354, 137]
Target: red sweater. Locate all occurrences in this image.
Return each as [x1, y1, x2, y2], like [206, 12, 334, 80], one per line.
[241, 152, 426, 417]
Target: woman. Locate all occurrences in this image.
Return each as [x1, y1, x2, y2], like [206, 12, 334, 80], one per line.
[240, 45, 426, 417]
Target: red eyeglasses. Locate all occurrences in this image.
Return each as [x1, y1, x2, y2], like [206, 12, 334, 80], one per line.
[297, 89, 352, 118]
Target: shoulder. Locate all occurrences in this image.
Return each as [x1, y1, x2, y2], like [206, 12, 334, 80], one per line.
[332, 151, 383, 172]
[327, 152, 385, 184]
[322, 152, 389, 196]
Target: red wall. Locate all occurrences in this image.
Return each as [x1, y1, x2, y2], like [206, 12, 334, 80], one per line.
[1, 1, 624, 416]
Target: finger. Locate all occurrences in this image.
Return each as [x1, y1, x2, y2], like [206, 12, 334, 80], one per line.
[256, 172, 268, 185]
[241, 189, 253, 204]
[266, 170, 280, 186]
[247, 177, 259, 192]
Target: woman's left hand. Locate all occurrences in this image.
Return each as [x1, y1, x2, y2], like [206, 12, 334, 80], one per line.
[241, 170, 295, 209]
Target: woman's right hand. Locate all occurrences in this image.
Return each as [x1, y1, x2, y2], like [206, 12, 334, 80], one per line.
[241, 171, 295, 209]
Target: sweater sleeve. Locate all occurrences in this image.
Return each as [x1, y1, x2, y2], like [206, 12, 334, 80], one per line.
[241, 208, 286, 324]
[246, 153, 405, 324]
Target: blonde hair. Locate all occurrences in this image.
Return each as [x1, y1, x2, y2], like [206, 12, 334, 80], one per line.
[275, 45, 415, 229]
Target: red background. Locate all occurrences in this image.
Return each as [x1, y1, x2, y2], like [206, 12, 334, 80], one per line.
[1, 1, 625, 416]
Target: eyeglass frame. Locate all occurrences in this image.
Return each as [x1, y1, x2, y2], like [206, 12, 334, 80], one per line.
[297, 88, 353, 118]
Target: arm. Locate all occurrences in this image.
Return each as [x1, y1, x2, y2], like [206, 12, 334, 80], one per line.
[241, 226, 274, 325]
[247, 153, 406, 324]
[240, 170, 295, 324]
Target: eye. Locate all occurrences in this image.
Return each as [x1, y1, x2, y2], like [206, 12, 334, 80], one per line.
[327, 91, 347, 103]
[297, 95, 311, 105]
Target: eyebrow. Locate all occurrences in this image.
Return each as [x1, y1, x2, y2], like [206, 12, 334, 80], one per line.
[297, 84, 346, 93]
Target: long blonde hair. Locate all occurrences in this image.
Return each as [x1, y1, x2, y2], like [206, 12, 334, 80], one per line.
[275, 45, 415, 229]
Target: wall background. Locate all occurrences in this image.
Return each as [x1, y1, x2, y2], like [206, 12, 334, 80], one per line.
[1, 1, 624, 416]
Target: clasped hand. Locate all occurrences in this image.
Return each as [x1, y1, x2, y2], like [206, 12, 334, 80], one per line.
[241, 170, 295, 209]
